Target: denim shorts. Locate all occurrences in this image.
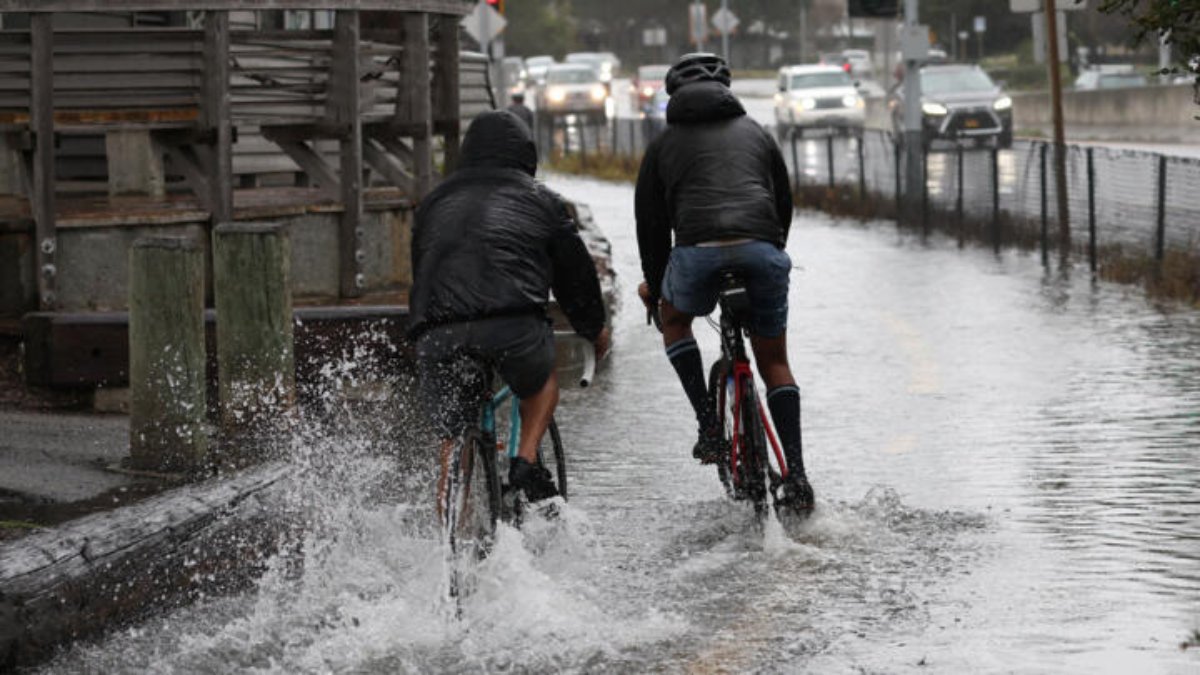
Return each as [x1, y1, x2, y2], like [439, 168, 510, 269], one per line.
[661, 239, 791, 338]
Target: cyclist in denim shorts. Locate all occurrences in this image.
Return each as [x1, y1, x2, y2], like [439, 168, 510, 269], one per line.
[635, 53, 814, 512]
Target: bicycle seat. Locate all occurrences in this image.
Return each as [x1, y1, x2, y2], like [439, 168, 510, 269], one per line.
[717, 269, 752, 322]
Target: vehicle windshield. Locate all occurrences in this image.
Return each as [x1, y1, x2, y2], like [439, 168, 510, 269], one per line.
[547, 67, 598, 85]
[790, 71, 852, 89]
[638, 65, 670, 80]
[526, 57, 554, 68]
[1099, 73, 1146, 88]
[567, 54, 600, 65]
[920, 69, 996, 95]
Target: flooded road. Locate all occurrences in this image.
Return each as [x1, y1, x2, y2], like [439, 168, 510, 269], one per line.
[46, 176, 1200, 673]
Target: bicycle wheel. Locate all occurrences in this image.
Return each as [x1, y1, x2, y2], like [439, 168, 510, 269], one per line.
[442, 431, 502, 562]
[708, 359, 735, 497]
[737, 375, 772, 515]
[537, 417, 568, 500]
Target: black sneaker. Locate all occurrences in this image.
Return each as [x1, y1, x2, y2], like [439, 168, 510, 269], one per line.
[775, 474, 815, 516]
[692, 430, 728, 465]
[508, 457, 559, 503]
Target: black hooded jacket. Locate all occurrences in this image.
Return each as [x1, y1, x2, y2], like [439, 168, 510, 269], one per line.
[408, 111, 605, 340]
[635, 81, 793, 297]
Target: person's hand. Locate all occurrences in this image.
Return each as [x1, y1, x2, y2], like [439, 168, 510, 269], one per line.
[593, 326, 612, 361]
[637, 281, 654, 309]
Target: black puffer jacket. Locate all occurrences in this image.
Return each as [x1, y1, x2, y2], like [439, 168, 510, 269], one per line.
[408, 111, 605, 340]
[635, 81, 793, 297]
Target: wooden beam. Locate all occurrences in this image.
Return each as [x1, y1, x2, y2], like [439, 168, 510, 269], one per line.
[0, 1, 474, 14]
[29, 13, 57, 311]
[434, 15, 461, 175]
[162, 144, 215, 212]
[201, 10, 233, 226]
[398, 12, 432, 198]
[270, 139, 340, 201]
[331, 10, 363, 298]
[362, 137, 414, 195]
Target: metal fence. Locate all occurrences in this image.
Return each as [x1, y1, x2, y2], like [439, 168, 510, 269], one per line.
[554, 115, 1200, 263]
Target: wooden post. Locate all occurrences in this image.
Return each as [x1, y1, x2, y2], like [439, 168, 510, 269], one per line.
[201, 10, 233, 226]
[129, 237, 207, 472]
[398, 12, 433, 198]
[435, 15, 461, 174]
[857, 131, 866, 198]
[991, 145, 1001, 252]
[212, 223, 294, 433]
[826, 134, 835, 189]
[1155, 154, 1168, 276]
[955, 141, 964, 238]
[1040, 142, 1049, 262]
[331, 10, 364, 298]
[1044, 0, 1071, 259]
[1087, 147, 1096, 271]
[30, 13, 56, 310]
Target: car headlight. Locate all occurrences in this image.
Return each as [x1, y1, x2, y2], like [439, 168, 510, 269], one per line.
[642, 86, 655, 97]
[547, 87, 567, 103]
[922, 101, 949, 116]
[842, 94, 861, 108]
[590, 85, 607, 102]
[993, 96, 1013, 111]
[795, 97, 817, 111]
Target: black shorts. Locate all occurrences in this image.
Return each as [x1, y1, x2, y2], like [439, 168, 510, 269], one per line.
[415, 315, 555, 438]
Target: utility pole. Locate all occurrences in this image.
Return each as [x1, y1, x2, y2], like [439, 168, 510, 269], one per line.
[1044, 0, 1070, 257]
[902, 0, 924, 211]
[721, 0, 730, 62]
[799, 0, 809, 63]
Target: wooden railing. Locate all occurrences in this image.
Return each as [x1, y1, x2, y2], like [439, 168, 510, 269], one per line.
[0, 2, 478, 310]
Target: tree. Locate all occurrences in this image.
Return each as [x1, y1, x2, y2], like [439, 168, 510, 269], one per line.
[505, 0, 578, 58]
[1098, 0, 1200, 74]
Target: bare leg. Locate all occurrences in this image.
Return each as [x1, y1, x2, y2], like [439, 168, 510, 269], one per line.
[516, 371, 559, 464]
[436, 437, 456, 526]
[660, 300, 696, 347]
[748, 332, 795, 389]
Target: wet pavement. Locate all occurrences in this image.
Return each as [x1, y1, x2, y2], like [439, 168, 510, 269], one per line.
[42, 175, 1200, 673]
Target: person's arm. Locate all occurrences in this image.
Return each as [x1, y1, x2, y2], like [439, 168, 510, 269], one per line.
[546, 194, 607, 343]
[635, 138, 672, 300]
[769, 134, 794, 244]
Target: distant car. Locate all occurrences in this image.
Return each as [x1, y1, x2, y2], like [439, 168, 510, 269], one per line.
[818, 53, 854, 74]
[538, 64, 609, 123]
[890, 64, 1013, 148]
[842, 49, 874, 77]
[642, 87, 670, 138]
[566, 52, 618, 89]
[631, 64, 670, 111]
[774, 65, 865, 139]
[1075, 66, 1148, 90]
[501, 56, 527, 98]
[524, 55, 556, 86]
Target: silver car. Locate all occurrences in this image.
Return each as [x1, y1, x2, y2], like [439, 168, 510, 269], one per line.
[538, 64, 609, 123]
[774, 65, 866, 139]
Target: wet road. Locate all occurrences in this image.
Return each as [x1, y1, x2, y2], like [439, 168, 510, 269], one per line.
[46, 176, 1200, 673]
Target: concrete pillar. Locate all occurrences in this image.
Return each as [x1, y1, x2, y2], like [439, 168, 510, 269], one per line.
[106, 130, 165, 197]
[0, 133, 27, 197]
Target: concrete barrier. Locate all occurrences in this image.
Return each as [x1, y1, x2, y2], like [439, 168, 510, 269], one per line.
[1012, 84, 1197, 141]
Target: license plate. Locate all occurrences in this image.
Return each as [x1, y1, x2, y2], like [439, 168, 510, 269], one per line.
[964, 119, 980, 128]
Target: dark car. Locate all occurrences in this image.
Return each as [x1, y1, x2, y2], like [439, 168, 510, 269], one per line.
[891, 64, 1013, 149]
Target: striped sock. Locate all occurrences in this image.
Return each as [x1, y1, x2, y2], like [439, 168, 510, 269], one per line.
[666, 338, 718, 434]
[767, 384, 805, 476]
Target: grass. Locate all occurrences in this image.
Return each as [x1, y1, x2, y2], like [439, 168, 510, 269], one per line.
[1183, 630, 1200, 650]
[546, 150, 1200, 307]
[0, 520, 42, 529]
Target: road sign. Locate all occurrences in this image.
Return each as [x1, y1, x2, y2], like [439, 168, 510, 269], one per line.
[711, 7, 739, 36]
[1031, 11, 1068, 63]
[463, 0, 506, 46]
[643, 27, 667, 47]
[1011, 0, 1087, 12]
[848, 0, 900, 17]
[974, 16, 986, 33]
[689, 3, 708, 47]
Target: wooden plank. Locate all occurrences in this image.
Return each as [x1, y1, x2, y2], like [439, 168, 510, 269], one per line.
[399, 12, 432, 198]
[433, 15, 460, 174]
[202, 10, 233, 226]
[362, 136, 414, 195]
[162, 144, 215, 212]
[29, 13, 56, 310]
[2, 1, 474, 13]
[331, 10, 363, 298]
[271, 139, 339, 201]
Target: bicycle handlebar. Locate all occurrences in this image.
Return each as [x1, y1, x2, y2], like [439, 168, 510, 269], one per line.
[554, 332, 600, 388]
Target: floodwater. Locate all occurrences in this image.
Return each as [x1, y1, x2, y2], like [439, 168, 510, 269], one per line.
[45, 176, 1200, 673]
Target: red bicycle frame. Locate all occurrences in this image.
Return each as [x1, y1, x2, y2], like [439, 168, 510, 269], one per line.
[722, 360, 788, 484]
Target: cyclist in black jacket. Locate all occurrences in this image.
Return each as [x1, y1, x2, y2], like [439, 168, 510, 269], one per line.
[410, 110, 610, 502]
[636, 54, 814, 512]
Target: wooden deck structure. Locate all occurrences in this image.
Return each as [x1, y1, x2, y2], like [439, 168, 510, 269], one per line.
[0, 1, 484, 319]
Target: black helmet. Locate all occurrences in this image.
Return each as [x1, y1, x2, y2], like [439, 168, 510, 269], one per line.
[665, 53, 731, 95]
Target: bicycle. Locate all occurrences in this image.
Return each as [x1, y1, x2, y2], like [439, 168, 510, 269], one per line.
[438, 333, 596, 611]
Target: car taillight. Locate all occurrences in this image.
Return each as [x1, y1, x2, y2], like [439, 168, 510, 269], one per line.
[843, 63, 851, 72]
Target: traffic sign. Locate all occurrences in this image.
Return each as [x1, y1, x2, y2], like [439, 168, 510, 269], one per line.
[712, 7, 739, 36]
[1011, 0, 1088, 12]
[463, 0, 506, 46]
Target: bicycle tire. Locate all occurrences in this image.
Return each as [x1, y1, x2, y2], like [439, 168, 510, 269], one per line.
[708, 359, 771, 509]
[443, 431, 502, 562]
[538, 417, 568, 500]
[708, 359, 735, 498]
[737, 374, 771, 515]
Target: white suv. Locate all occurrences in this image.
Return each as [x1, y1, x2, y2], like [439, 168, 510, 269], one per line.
[774, 65, 865, 139]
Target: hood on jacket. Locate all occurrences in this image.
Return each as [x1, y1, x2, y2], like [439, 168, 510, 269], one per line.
[666, 80, 746, 125]
[459, 110, 538, 176]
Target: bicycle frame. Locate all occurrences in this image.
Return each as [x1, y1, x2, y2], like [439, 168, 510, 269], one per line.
[480, 385, 523, 459]
[716, 291, 790, 485]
